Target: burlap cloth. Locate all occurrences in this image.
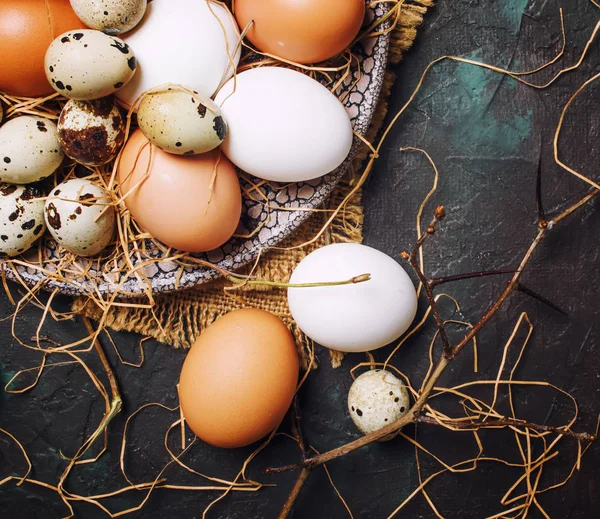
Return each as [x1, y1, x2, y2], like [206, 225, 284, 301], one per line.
[73, 2, 432, 369]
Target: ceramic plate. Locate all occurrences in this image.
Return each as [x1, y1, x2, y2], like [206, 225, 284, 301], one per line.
[1, 2, 390, 296]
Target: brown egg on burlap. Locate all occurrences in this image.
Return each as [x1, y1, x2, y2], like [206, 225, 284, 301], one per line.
[58, 97, 125, 166]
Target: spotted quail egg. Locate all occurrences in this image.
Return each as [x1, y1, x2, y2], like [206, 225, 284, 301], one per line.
[70, 0, 147, 35]
[58, 97, 125, 166]
[45, 30, 137, 100]
[44, 178, 116, 257]
[0, 183, 46, 257]
[348, 369, 410, 440]
[137, 88, 227, 155]
[0, 116, 64, 184]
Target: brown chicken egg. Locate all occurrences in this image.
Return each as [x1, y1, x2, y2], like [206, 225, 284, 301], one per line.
[179, 309, 300, 449]
[234, 0, 366, 64]
[0, 0, 84, 97]
[117, 129, 242, 253]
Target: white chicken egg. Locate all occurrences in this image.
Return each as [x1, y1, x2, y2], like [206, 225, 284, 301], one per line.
[137, 88, 226, 155]
[58, 97, 125, 166]
[214, 67, 353, 182]
[0, 183, 46, 257]
[70, 0, 147, 35]
[45, 30, 137, 100]
[44, 178, 115, 257]
[116, 0, 241, 107]
[0, 116, 64, 184]
[287, 243, 418, 353]
[348, 369, 410, 439]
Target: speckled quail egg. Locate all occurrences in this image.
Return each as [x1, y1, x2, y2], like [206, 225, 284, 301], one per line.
[44, 178, 116, 257]
[58, 97, 125, 166]
[0, 183, 46, 257]
[348, 370, 410, 440]
[70, 0, 147, 35]
[0, 116, 64, 184]
[45, 30, 137, 100]
[137, 88, 227, 155]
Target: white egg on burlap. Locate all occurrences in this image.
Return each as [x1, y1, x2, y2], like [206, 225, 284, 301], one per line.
[348, 369, 410, 440]
[287, 243, 418, 352]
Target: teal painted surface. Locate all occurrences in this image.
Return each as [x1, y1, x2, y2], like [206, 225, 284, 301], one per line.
[448, 50, 533, 153]
[0, 362, 16, 398]
[419, 2, 534, 156]
[499, 0, 528, 30]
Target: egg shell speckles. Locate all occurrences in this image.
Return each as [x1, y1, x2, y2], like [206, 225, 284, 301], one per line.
[0, 116, 65, 184]
[44, 178, 116, 256]
[347, 370, 410, 439]
[137, 88, 226, 155]
[0, 183, 46, 257]
[70, 0, 147, 35]
[45, 30, 137, 100]
[58, 97, 125, 166]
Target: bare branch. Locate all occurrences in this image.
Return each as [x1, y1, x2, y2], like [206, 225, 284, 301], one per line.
[428, 269, 517, 288]
[267, 185, 599, 475]
[277, 468, 311, 519]
[403, 206, 453, 357]
[536, 153, 547, 229]
[517, 283, 568, 316]
[415, 415, 596, 442]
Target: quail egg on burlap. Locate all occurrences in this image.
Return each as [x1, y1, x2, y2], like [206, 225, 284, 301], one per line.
[0, 183, 46, 257]
[45, 30, 137, 100]
[58, 97, 125, 166]
[70, 0, 147, 35]
[348, 369, 410, 441]
[44, 178, 115, 257]
[137, 88, 227, 155]
[0, 116, 64, 184]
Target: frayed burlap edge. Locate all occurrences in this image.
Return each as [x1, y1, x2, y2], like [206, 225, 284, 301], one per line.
[72, 1, 432, 369]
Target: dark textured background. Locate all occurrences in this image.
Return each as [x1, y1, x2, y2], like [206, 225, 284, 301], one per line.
[1, 1, 599, 517]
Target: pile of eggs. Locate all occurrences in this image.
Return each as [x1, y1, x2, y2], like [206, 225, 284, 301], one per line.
[0, 0, 366, 259]
[1, 1, 414, 448]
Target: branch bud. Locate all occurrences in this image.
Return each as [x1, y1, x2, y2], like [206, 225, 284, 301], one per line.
[434, 205, 446, 220]
[352, 274, 371, 284]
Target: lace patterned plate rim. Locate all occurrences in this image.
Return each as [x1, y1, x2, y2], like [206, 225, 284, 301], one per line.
[1, 2, 390, 297]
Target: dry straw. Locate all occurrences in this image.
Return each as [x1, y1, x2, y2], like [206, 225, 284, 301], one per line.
[2, 1, 599, 518]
